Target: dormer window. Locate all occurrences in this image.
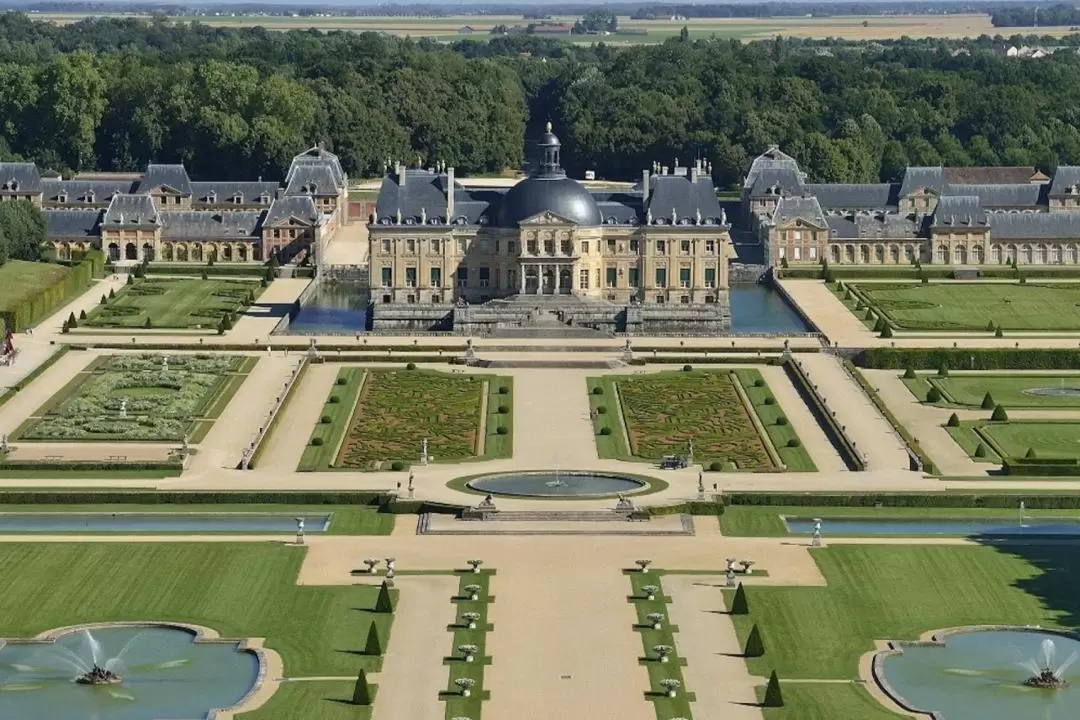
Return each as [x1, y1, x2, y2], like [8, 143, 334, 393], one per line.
[233, 192, 243, 204]
[259, 192, 270, 204]
[208, 191, 217, 204]
[3, 179, 17, 192]
[304, 183, 317, 195]
[86, 190, 96, 203]
[57, 192, 67, 203]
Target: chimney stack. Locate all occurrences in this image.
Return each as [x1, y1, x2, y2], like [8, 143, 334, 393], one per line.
[397, 162, 406, 188]
[690, 163, 699, 183]
[446, 166, 455, 222]
[642, 169, 650, 203]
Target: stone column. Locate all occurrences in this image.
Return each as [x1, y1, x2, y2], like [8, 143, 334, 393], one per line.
[520, 265, 526, 294]
[554, 264, 560, 293]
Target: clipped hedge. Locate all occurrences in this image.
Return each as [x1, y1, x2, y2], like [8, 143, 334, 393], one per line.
[67, 341, 464, 353]
[1002, 458, 1080, 476]
[144, 264, 268, 277]
[1, 256, 98, 332]
[0, 490, 393, 505]
[787, 266, 1080, 281]
[0, 461, 181, 472]
[724, 492, 1080, 509]
[856, 348, 1080, 370]
[844, 360, 935, 473]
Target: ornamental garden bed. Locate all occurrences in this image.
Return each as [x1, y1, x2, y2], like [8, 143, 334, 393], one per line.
[903, 372, 1080, 409]
[14, 353, 253, 442]
[81, 277, 263, 330]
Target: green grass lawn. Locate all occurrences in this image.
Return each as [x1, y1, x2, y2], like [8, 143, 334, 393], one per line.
[239, 681, 367, 720]
[0, 504, 393, 535]
[903, 372, 1080, 408]
[944, 421, 1003, 463]
[442, 571, 494, 719]
[758, 682, 903, 720]
[0, 543, 391, 678]
[727, 544, 1078, 680]
[979, 421, 1080, 459]
[82, 277, 264, 329]
[588, 369, 810, 471]
[852, 282, 1080, 331]
[0, 260, 73, 332]
[626, 571, 696, 718]
[16, 353, 253, 442]
[300, 368, 510, 471]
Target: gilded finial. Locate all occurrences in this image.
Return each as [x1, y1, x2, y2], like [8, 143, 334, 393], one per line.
[545, 121, 552, 133]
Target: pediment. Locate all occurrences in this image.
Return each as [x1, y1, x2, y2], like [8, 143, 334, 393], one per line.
[151, 184, 185, 196]
[518, 211, 577, 226]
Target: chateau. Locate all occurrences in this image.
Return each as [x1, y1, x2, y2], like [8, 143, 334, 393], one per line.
[0, 146, 348, 265]
[747, 146, 1080, 268]
[368, 125, 733, 334]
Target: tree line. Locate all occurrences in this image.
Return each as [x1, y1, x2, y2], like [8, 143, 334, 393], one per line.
[2, 12, 1080, 188]
[990, 4, 1080, 27]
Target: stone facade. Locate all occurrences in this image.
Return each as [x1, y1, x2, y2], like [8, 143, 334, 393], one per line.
[0, 146, 347, 264]
[745, 145, 1080, 267]
[368, 125, 732, 334]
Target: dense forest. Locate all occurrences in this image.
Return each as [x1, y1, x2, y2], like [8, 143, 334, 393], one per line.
[990, 3, 1080, 27]
[2, 13, 1080, 187]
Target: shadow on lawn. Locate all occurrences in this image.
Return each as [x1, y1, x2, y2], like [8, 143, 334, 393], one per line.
[975, 538, 1080, 627]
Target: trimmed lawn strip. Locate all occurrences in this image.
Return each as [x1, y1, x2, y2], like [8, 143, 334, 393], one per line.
[726, 545, 1073, 679]
[238, 680, 370, 720]
[828, 283, 878, 331]
[0, 543, 393, 677]
[443, 570, 495, 718]
[717, 506, 1080, 537]
[945, 422, 1003, 463]
[732, 369, 816, 471]
[626, 570, 695, 718]
[0, 466, 183, 479]
[756, 682, 904, 720]
[980, 420, 1080, 460]
[0, 504, 393, 535]
[906, 372, 1080, 409]
[587, 375, 633, 460]
[298, 368, 366, 471]
[82, 277, 265, 330]
[481, 377, 513, 459]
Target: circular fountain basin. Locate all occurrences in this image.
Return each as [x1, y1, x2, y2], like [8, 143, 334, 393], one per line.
[1024, 387, 1080, 397]
[877, 629, 1080, 719]
[0, 625, 261, 719]
[466, 472, 648, 498]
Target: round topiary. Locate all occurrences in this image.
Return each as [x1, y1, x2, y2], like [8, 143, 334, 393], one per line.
[775, 416, 788, 426]
[496, 425, 509, 435]
[754, 378, 765, 388]
[320, 415, 332, 424]
[946, 413, 960, 427]
[311, 437, 324, 446]
[709, 460, 724, 471]
[336, 377, 348, 385]
[786, 438, 802, 448]
[592, 386, 604, 395]
[390, 461, 405, 471]
[329, 395, 341, 404]
[974, 443, 987, 458]
[763, 396, 775, 405]
[599, 426, 612, 436]
[497, 405, 509, 414]
[880, 325, 893, 338]
[597, 406, 608, 414]
[682, 364, 693, 372]
[903, 367, 917, 379]
[926, 387, 942, 403]
[498, 386, 510, 394]
[406, 362, 416, 370]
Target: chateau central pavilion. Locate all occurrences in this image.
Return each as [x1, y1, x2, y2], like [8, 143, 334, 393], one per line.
[367, 125, 733, 334]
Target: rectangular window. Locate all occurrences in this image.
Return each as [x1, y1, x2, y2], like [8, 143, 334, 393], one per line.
[630, 239, 640, 253]
[507, 241, 515, 254]
[527, 240, 538, 254]
[605, 267, 617, 288]
[479, 267, 490, 288]
[381, 239, 390, 254]
[508, 269, 516, 289]
[607, 239, 616, 254]
[655, 294, 665, 304]
[681, 240, 691, 254]
[406, 239, 415, 253]
[779, 246, 786, 259]
[680, 295, 690, 304]
[544, 239, 555, 255]
[477, 238, 490, 253]
[793, 247, 801, 261]
[704, 267, 716, 288]
[430, 267, 442, 287]
[581, 241, 589, 254]
[457, 238, 467, 255]
[381, 266, 392, 287]
[679, 267, 691, 288]
[794, 231, 802, 242]
[628, 267, 640, 288]
[579, 269, 590, 289]
[809, 246, 817, 260]
[495, 240, 500, 254]
[655, 267, 667, 288]
[405, 267, 417, 287]
[656, 240, 666, 255]
[407, 294, 416, 304]
[431, 239, 440, 254]
[705, 240, 715, 254]
[561, 240, 572, 255]
[456, 266, 468, 288]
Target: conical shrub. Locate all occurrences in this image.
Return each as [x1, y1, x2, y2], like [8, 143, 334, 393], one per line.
[946, 413, 960, 427]
[730, 582, 749, 615]
[763, 670, 784, 707]
[744, 623, 765, 658]
[991, 405, 1009, 421]
[981, 392, 995, 410]
[375, 580, 395, 614]
[364, 623, 382, 656]
[352, 668, 372, 705]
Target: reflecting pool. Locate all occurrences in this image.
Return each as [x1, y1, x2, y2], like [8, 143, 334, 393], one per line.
[467, 472, 646, 497]
[0, 513, 331, 533]
[783, 517, 1080, 536]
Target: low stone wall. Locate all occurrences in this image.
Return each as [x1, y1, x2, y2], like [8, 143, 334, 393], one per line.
[371, 302, 454, 331]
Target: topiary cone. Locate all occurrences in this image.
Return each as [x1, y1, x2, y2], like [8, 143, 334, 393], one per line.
[744, 623, 765, 658]
[946, 413, 960, 427]
[375, 580, 395, 613]
[730, 582, 749, 615]
[763, 670, 784, 707]
[981, 392, 995, 410]
[352, 668, 372, 705]
[991, 405, 1009, 422]
[364, 623, 382, 656]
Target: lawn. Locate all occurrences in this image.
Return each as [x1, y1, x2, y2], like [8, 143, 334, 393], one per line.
[591, 369, 811, 471]
[82, 277, 263, 330]
[239, 681, 366, 720]
[727, 544, 1078, 680]
[903, 372, 1080, 409]
[979, 421, 1080, 460]
[15, 353, 253, 442]
[442, 571, 494, 719]
[0, 260, 74, 332]
[758, 682, 902, 720]
[0, 543, 391, 678]
[851, 282, 1080, 331]
[627, 571, 696, 719]
[300, 367, 511, 471]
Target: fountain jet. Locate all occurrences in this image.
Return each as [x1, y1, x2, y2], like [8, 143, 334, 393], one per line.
[1022, 638, 1074, 689]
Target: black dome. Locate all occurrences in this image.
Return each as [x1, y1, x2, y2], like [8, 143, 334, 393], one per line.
[496, 176, 603, 227]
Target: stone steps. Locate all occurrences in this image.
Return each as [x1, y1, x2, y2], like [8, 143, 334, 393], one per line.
[483, 359, 623, 369]
[468, 510, 633, 522]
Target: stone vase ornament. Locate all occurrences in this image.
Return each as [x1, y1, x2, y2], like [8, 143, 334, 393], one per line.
[464, 584, 482, 601]
[642, 585, 659, 601]
[458, 644, 478, 663]
[636, 559, 652, 573]
[660, 678, 681, 697]
[467, 559, 483, 574]
[647, 613, 664, 631]
[461, 612, 480, 630]
[454, 677, 475, 697]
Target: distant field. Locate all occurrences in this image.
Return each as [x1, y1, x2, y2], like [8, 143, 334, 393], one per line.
[28, 12, 1067, 43]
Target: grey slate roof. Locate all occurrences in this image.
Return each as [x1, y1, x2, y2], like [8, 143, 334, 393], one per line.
[899, 167, 947, 197]
[595, 193, 642, 225]
[0, 162, 42, 194]
[375, 169, 459, 224]
[743, 146, 803, 189]
[102, 194, 160, 227]
[986, 212, 1080, 239]
[770, 196, 828, 228]
[1049, 166, 1080, 197]
[933, 195, 988, 227]
[264, 196, 320, 227]
[41, 178, 136, 204]
[45, 209, 103, 238]
[748, 168, 805, 198]
[807, 183, 895, 210]
[944, 166, 1044, 184]
[285, 163, 340, 197]
[826, 213, 923, 240]
[647, 175, 725, 225]
[189, 181, 279, 205]
[160, 210, 263, 240]
[136, 164, 192, 195]
[948, 183, 1044, 208]
[288, 146, 346, 189]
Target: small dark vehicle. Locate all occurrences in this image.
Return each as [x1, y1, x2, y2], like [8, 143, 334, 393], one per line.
[659, 455, 688, 470]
